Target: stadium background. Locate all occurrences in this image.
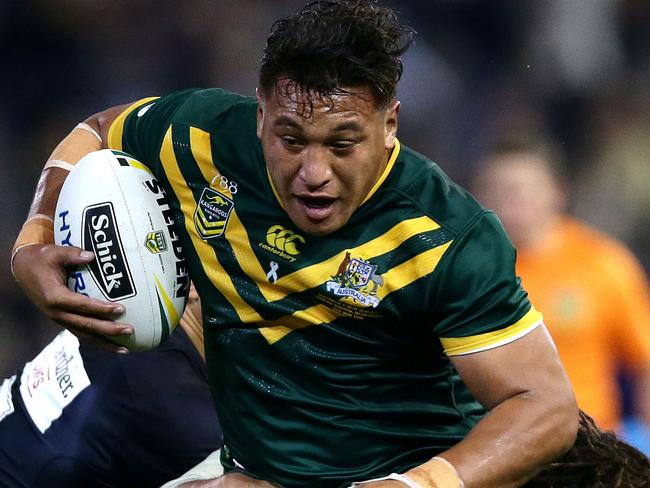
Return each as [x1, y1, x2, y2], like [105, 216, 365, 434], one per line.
[1, 0, 648, 435]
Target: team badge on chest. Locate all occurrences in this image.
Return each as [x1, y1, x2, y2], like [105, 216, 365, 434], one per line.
[194, 187, 234, 240]
[326, 252, 384, 308]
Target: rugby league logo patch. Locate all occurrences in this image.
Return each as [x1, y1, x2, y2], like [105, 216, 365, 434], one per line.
[194, 187, 234, 240]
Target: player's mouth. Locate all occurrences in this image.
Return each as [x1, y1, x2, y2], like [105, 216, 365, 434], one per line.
[295, 195, 337, 221]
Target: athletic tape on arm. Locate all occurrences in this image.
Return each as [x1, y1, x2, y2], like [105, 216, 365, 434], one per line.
[44, 122, 102, 171]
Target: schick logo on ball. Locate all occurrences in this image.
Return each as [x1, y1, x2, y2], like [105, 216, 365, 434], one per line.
[82, 202, 136, 301]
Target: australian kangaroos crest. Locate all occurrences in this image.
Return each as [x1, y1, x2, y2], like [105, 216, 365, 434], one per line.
[194, 188, 234, 240]
[326, 252, 383, 308]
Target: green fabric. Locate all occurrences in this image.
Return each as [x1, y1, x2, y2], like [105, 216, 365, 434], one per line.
[115, 88, 535, 488]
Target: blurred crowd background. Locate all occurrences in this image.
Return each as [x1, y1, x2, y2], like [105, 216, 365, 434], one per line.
[1, 0, 649, 445]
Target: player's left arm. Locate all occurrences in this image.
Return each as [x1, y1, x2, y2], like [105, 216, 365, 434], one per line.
[403, 325, 578, 488]
[384, 212, 578, 488]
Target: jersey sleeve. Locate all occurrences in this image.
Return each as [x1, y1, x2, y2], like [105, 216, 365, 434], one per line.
[107, 89, 198, 169]
[431, 211, 543, 356]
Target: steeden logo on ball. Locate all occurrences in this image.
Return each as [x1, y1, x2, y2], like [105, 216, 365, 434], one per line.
[81, 202, 136, 301]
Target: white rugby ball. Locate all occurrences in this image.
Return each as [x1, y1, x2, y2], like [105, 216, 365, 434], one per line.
[54, 149, 189, 351]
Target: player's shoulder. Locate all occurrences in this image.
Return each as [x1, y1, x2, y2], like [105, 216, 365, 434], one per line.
[171, 88, 257, 128]
[389, 143, 486, 236]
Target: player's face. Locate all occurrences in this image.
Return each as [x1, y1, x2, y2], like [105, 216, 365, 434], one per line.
[256, 82, 399, 236]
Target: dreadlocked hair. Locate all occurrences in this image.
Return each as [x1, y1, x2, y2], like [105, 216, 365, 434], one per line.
[524, 410, 650, 487]
[259, 0, 415, 113]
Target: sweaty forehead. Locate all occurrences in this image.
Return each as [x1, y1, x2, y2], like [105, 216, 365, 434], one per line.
[266, 80, 379, 121]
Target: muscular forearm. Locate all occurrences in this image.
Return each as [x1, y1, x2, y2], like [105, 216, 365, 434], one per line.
[27, 167, 68, 219]
[406, 392, 578, 488]
[402, 327, 579, 488]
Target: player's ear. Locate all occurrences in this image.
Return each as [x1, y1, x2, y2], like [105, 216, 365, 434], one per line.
[384, 99, 400, 150]
[256, 87, 265, 139]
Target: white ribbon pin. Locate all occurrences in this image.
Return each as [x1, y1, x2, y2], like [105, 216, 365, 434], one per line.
[266, 261, 279, 283]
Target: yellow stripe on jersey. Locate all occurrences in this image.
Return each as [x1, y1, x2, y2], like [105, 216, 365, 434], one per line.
[189, 127, 274, 302]
[259, 239, 452, 344]
[277, 215, 441, 296]
[160, 127, 262, 324]
[376, 240, 452, 299]
[107, 97, 160, 151]
[361, 139, 400, 205]
[440, 306, 543, 356]
[259, 304, 339, 344]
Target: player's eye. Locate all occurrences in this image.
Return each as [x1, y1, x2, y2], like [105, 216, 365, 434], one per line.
[281, 135, 304, 149]
[331, 140, 357, 152]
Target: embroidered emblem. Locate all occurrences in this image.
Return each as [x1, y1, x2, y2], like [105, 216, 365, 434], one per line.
[258, 225, 305, 262]
[194, 187, 234, 240]
[325, 252, 384, 308]
[144, 230, 167, 254]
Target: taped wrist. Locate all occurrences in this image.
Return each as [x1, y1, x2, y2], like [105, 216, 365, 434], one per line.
[11, 214, 54, 280]
[44, 122, 102, 172]
[405, 457, 465, 488]
[349, 472, 421, 487]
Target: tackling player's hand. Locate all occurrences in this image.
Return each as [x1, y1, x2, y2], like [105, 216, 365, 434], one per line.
[12, 244, 133, 351]
[179, 472, 282, 487]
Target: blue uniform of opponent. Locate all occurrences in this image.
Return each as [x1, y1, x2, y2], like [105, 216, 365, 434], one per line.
[0, 326, 222, 488]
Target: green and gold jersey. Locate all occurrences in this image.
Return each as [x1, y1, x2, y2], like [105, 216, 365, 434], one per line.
[108, 89, 542, 488]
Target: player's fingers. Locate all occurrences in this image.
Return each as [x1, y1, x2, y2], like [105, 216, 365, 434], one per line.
[44, 285, 126, 319]
[50, 309, 133, 338]
[46, 244, 95, 266]
[54, 288, 125, 320]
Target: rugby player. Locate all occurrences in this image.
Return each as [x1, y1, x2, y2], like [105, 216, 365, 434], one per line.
[12, 1, 579, 486]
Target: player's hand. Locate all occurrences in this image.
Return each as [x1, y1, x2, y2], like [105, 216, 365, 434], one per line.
[12, 244, 133, 351]
[179, 472, 282, 487]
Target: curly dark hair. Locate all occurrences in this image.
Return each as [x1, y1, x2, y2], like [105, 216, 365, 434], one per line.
[259, 0, 415, 112]
[523, 411, 650, 487]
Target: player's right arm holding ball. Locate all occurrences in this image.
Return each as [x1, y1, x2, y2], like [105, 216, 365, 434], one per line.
[11, 105, 135, 351]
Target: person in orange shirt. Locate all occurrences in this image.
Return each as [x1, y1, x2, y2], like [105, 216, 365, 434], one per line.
[472, 139, 650, 436]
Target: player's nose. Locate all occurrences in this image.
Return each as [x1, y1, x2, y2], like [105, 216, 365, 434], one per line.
[298, 146, 333, 190]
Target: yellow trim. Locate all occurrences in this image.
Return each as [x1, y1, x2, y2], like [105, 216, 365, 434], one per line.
[160, 127, 262, 324]
[107, 97, 159, 151]
[361, 138, 400, 204]
[154, 275, 180, 327]
[440, 306, 543, 356]
[266, 166, 285, 210]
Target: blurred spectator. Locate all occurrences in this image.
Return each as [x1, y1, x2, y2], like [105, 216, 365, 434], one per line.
[574, 91, 650, 273]
[472, 139, 650, 451]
